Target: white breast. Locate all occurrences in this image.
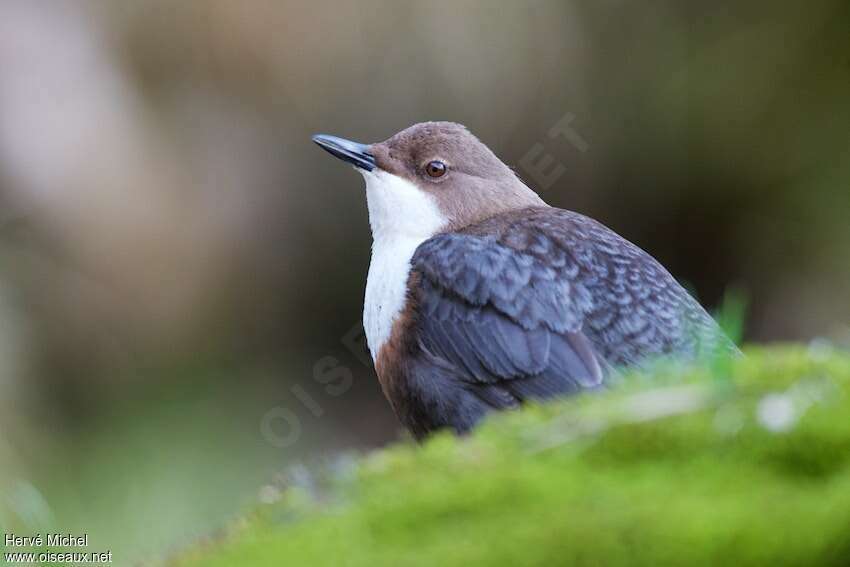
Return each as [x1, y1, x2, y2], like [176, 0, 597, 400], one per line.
[359, 170, 447, 362]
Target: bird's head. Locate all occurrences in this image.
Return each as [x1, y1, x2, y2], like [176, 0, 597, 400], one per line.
[313, 122, 546, 239]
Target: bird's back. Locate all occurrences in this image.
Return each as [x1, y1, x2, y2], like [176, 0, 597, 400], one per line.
[456, 206, 732, 367]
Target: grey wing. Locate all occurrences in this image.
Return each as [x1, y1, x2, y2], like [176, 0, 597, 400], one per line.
[411, 232, 603, 408]
[474, 207, 737, 365]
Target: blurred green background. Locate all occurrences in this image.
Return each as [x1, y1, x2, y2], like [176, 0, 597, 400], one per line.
[0, 0, 848, 563]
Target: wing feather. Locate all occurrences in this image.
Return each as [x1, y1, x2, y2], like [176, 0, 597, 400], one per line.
[412, 232, 603, 406]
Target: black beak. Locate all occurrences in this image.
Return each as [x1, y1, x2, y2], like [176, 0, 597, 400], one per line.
[312, 134, 376, 171]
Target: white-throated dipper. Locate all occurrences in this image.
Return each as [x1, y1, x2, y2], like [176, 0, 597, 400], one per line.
[313, 122, 735, 439]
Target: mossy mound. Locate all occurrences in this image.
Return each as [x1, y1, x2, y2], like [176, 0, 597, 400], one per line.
[174, 346, 850, 566]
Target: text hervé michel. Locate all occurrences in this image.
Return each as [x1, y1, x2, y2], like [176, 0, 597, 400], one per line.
[6, 533, 88, 547]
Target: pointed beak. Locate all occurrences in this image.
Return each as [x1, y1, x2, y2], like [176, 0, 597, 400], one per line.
[312, 134, 376, 171]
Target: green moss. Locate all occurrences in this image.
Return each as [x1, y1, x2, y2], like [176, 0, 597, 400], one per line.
[174, 346, 850, 566]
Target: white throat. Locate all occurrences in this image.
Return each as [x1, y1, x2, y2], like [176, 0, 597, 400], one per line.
[360, 170, 447, 362]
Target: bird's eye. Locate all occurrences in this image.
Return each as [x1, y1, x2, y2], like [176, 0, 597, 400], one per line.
[425, 160, 447, 178]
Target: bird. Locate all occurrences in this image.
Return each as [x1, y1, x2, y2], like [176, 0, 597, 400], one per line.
[313, 122, 736, 439]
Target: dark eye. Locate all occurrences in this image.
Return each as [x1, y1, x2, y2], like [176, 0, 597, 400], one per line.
[425, 160, 447, 178]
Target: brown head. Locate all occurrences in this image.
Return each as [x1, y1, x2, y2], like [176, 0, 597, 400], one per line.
[313, 122, 547, 239]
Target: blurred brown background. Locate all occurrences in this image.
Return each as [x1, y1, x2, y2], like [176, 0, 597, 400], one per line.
[0, 0, 848, 561]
